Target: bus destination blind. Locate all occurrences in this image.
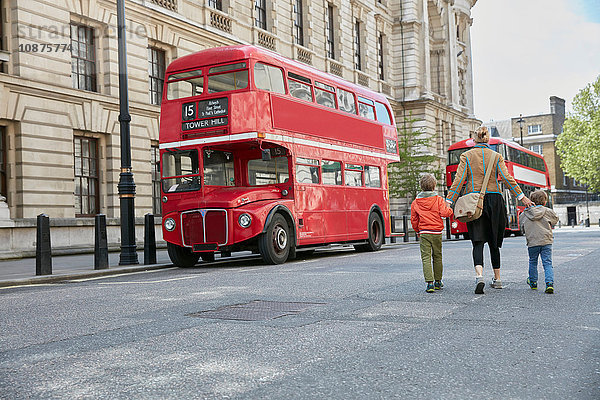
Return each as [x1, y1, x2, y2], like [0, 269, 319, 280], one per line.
[182, 97, 228, 131]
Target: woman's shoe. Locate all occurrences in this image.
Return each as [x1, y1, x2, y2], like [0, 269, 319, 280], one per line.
[475, 277, 485, 294]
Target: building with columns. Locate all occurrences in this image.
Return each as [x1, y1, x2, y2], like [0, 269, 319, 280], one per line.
[0, 0, 479, 257]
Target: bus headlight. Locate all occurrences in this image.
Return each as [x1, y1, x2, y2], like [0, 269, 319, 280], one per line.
[451, 221, 458, 229]
[164, 218, 176, 231]
[238, 213, 252, 228]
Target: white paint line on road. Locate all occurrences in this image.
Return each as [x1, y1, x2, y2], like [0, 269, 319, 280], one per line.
[97, 275, 200, 285]
[69, 267, 179, 282]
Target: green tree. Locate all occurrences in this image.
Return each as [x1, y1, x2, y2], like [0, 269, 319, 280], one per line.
[556, 75, 600, 191]
[388, 116, 438, 201]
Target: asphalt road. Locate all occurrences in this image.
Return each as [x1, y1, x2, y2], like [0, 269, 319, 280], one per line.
[1, 229, 599, 399]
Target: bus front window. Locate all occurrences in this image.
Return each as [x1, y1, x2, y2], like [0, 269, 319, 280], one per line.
[162, 149, 201, 192]
[248, 157, 289, 186]
[166, 70, 203, 100]
[204, 150, 235, 186]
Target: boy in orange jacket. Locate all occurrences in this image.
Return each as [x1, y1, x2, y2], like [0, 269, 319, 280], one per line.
[411, 174, 454, 293]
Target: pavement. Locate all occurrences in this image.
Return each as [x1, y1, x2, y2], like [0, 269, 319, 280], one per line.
[0, 224, 597, 288]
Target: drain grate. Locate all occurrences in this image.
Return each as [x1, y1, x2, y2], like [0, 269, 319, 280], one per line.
[187, 300, 325, 321]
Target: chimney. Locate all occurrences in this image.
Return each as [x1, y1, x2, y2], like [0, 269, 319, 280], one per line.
[550, 96, 565, 116]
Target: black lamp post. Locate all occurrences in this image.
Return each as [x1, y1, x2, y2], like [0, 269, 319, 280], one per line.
[116, 0, 138, 265]
[517, 114, 525, 146]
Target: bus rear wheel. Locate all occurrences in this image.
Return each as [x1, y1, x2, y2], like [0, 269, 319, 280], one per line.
[167, 242, 200, 268]
[258, 213, 291, 264]
[355, 212, 384, 252]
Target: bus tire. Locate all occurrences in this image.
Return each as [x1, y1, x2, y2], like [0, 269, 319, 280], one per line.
[364, 212, 384, 251]
[167, 242, 200, 268]
[201, 253, 215, 262]
[258, 213, 290, 264]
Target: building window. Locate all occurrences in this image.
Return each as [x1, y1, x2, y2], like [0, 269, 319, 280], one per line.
[0, 0, 7, 74]
[528, 124, 542, 135]
[71, 24, 97, 92]
[148, 47, 165, 105]
[74, 136, 99, 216]
[255, 0, 267, 30]
[0, 126, 6, 198]
[354, 19, 362, 71]
[151, 145, 162, 216]
[325, 5, 335, 59]
[293, 0, 304, 46]
[208, 0, 222, 10]
[377, 32, 385, 80]
[529, 144, 543, 155]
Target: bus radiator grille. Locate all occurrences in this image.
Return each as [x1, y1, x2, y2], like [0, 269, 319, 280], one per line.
[205, 210, 227, 244]
[182, 212, 204, 245]
[182, 209, 227, 246]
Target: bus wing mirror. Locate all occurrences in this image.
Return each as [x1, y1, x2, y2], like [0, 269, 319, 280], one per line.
[262, 149, 272, 161]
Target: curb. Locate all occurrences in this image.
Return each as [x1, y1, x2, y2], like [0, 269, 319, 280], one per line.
[0, 263, 174, 288]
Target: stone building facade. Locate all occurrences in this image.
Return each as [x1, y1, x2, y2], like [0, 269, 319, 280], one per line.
[0, 0, 478, 257]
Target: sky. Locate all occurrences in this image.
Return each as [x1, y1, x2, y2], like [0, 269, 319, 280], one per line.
[470, 0, 600, 123]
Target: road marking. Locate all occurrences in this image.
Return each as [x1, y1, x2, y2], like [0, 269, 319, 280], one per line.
[69, 267, 179, 282]
[0, 283, 57, 290]
[97, 275, 200, 285]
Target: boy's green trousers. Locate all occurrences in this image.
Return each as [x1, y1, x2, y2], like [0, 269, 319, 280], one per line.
[420, 233, 443, 282]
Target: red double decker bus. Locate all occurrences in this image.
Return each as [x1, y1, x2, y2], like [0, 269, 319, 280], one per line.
[446, 137, 551, 239]
[159, 45, 399, 266]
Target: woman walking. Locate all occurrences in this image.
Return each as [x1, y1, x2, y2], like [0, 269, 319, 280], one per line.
[446, 126, 534, 293]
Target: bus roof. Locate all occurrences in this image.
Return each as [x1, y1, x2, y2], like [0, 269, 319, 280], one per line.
[166, 45, 391, 105]
[448, 137, 542, 158]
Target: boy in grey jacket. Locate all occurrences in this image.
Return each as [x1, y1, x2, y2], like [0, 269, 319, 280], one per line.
[520, 190, 559, 293]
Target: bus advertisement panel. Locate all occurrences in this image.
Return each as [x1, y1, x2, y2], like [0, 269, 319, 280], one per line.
[446, 137, 550, 239]
[159, 45, 399, 266]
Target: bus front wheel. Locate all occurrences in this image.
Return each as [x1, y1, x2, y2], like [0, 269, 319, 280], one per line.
[167, 242, 200, 268]
[258, 213, 291, 264]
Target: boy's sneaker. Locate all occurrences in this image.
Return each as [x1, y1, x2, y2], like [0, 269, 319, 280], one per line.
[426, 282, 435, 293]
[434, 280, 444, 290]
[475, 276, 485, 294]
[527, 278, 538, 290]
[490, 278, 503, 289]
[545, 282, 554, 294]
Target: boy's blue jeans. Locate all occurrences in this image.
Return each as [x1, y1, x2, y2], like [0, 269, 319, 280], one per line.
[528, 244, 554, 284]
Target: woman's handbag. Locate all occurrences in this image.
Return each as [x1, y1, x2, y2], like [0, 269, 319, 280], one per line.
[454, 152, 499, 223]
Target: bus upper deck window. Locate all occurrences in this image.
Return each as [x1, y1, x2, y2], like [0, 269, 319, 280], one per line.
[207, 62, 249, 93]
[314, 81, 336, 109]
[288, 72, 313, 102]
[374, 101, 392, 125]
[337, 88, 356, 114]
[166, 70, 203, 100]
[358, 96, 375, 120]
[254, 62, 285, 94]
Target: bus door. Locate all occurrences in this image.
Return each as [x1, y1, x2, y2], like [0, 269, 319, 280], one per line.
[503, 187, 519, 231]
[295, 157, 325, 244]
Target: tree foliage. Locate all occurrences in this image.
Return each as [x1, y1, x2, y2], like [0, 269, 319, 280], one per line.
[556, 75, 600, 192]
[388, 116, 439, 201]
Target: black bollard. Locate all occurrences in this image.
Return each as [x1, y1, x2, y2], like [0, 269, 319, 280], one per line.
[403, 215, 409, 242]
[144, 213, 157, 265]
[446, 217, 451, 240]
[94, 214, 109, 270]
[390, 216, 396, 243]
[36, 214, 52, 275]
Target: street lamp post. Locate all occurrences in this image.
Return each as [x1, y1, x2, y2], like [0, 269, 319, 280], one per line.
[116, 0, 138, 265]
[517, 114, 525, 146]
